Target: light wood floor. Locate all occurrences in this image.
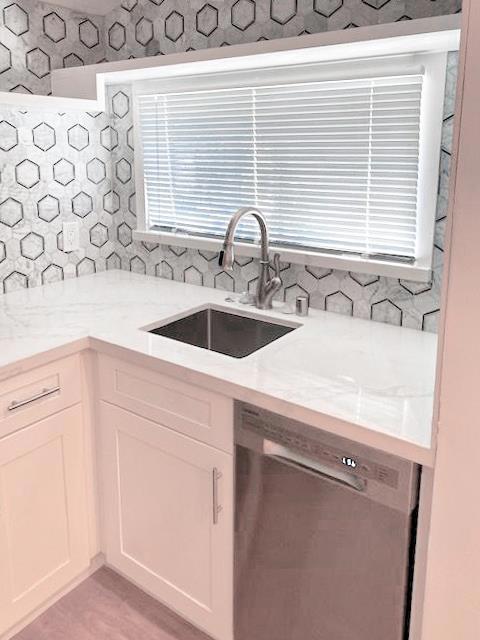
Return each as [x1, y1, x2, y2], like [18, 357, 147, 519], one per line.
[13, 567, 212, 640]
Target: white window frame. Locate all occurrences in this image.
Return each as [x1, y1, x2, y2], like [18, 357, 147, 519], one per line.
[132, 50, 448, 282]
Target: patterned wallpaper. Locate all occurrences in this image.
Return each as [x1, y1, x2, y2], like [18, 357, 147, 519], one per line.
[0, 0, 461, 333]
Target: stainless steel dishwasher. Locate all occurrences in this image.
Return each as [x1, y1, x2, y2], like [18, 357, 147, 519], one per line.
[234, 402, 420, 640]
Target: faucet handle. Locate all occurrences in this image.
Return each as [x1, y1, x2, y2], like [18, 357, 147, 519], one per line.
[262, 252, 282, 309]
[272, 253, 281, 278]
[218, 250, 225, 267]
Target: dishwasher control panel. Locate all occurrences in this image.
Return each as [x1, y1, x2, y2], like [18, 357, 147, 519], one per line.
[238, 404, 400, 489]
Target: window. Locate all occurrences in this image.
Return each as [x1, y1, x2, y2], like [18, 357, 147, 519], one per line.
[134, 52, 447, 281]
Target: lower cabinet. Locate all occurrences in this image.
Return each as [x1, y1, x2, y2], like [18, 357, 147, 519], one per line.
[99, 402, 234, 640]
[0, 405, 90, 636]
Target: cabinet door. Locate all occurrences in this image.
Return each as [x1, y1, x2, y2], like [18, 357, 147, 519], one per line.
[0, 405, 90, 636]
[99, 402, 233, 640]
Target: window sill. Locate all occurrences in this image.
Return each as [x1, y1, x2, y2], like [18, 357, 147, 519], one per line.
[132, 229, 432, 283]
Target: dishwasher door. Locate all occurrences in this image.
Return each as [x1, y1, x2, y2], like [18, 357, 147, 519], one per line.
[234, 403, 420, 640]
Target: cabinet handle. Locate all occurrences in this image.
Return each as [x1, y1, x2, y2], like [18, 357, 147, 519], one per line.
[212, 468, 223, 525]
[7, 386, 61, 412]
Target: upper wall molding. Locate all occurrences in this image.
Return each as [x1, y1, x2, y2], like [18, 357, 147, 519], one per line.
[43, 0, 120, 16]
[51, 14, 461, 109]
[0, 14, 461, 112]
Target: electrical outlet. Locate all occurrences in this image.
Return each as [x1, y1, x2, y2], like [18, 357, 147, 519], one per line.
[63, 220, 80, 252]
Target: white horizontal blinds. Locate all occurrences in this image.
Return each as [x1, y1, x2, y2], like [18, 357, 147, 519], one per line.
[138, 71, 423, 260]
[254, 75, 422, 258]
[139, 88, 260, 241]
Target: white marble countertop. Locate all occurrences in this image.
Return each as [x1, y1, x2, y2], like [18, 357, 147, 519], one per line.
[0, 270, 438, 464]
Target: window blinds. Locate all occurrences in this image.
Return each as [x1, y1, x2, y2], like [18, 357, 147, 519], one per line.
[138, 72, 423, 261]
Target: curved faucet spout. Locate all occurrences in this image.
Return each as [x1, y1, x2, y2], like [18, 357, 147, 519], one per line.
[219, 207, 269, 271]
[219, 207, 281, 310]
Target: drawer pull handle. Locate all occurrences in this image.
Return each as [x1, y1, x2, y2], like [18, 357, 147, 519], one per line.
[8, 386, 61, 412]
[212, 468, 223, 525]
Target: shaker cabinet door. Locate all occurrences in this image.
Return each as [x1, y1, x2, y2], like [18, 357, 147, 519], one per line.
[99, 402, 233, 640]
[0, 405, 90, 636]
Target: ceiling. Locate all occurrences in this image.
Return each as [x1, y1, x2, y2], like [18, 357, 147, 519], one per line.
[44, 0, 120, 15]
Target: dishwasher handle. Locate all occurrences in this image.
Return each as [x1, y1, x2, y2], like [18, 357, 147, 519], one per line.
[264, 440, 366, 492]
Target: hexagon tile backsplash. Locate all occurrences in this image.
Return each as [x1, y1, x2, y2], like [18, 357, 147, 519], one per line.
[103, 0, 462, 60]
[106, 49, 458, 333]
[0, 107, 116, 291]
[0, 0, 105, 95]
[0, 0, 462, 333]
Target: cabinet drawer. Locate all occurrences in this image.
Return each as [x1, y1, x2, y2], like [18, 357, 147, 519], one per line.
[0, 355, 82, 440]
[98, 355, 233, 453]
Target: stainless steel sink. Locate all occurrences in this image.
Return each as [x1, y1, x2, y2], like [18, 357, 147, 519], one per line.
[147, 307, 298, 358]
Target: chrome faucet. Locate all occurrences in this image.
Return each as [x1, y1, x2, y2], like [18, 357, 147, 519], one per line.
[219, 207, 282, 310]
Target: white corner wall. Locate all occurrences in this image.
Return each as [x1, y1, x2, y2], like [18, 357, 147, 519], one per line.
[421, 0, 480, 637]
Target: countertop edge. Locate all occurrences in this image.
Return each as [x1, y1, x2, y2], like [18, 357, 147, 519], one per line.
[0, 332, 433, 466]
[91, 338, 435, 467]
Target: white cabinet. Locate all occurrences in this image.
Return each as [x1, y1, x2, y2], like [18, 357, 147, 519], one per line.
[0, 353, 235, 638]
[99, 402, 233, 640]
[0, 405, 90, 636]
